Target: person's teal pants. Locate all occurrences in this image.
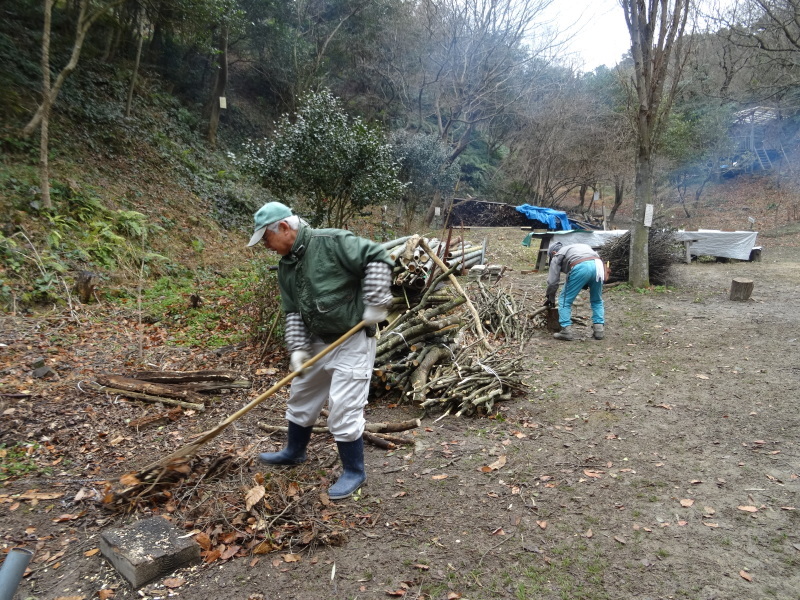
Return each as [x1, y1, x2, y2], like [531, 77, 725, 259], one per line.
[558, 260, 604, 327]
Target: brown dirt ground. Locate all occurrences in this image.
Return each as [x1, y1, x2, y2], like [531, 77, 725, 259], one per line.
[2, 222, 800, 600]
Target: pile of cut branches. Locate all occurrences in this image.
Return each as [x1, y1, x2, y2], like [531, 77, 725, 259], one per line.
[90, 370, 251, 411]
[469, 279, 545, 344]
[598, 229, 683, 285]
[385, 233, 485, 296]
[416, 350, 527, 416]
[372, 236, 528, 416]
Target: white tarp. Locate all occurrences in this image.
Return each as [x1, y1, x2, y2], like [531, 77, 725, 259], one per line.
[675, 230, 759, 260]
[550, 229, 628, 247]
[551, 229, 759, 260]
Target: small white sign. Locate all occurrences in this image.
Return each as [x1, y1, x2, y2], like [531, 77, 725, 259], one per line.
[748, 216, 756, 224]
[644, 204, 654, 227]
[593, 190, 600, 202]
[434, 207, 441, 216]
[219, 97, 227, 109]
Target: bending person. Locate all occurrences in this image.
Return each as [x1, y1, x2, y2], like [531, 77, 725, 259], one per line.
[544, 241, 605, 341]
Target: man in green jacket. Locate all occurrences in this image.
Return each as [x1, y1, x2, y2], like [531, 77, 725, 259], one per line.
[247, 201, 394, 499]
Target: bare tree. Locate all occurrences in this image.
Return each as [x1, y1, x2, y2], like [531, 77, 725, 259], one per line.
[419, 0, 556, 159]
[38, 0, 54, 210]
[204, 24, 228, 148]
[622, 0, 692, 288]
[24, 0, 124, 211]
[23, 0, 125, 138]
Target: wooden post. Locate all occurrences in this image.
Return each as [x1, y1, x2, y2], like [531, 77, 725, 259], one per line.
[729, 278, 754, 301]
[75, 270, 99, 303]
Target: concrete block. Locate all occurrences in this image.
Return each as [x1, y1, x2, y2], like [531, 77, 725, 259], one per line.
[99, 517, 200, 588]
[468, 264, 487, 278]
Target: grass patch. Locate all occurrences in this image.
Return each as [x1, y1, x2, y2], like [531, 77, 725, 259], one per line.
[0, 443, 52, 481]
[134, 262, 280, 348]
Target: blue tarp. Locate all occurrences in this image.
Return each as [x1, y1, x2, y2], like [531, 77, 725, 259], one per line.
[515, 204, 572, 231]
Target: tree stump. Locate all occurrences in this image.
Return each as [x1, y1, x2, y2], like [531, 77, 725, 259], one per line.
[729, 278, 754, 301]
[546, 307, 561, 332]
[75, 271, 99, 304]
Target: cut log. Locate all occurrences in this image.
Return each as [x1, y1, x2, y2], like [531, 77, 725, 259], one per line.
[409, 347, 451, 404]
[729, 278, 754, 301]
[75, 270, 99, 304]
[363, 431, 395, 449]
[546, 308, 561, 332]
[132, 370, 243, 384]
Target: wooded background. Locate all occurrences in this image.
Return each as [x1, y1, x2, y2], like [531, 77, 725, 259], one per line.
[3, 0, 800, 301]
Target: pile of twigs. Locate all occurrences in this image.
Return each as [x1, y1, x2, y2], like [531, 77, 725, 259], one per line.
[108, 446, 369, 560]
[469, 279, 539, 342]
[416, 350, 526, 416]
[597, 229, 682, 285]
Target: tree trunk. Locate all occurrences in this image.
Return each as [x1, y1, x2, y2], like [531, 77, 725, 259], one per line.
[125, 9, 145, 118]
[577, 184, 587, 211]
[609, 176, 624, 223]
[622, 0, 690, 290]
[629, 151, 652, 288]
[423, 189, 443, 227]
[23, 0, 124, 138]
[39, 0, 53, 210]
[206, 25, 229, 149]
[148, 17, 164, 63]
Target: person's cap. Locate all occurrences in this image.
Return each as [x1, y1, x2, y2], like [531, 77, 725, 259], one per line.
[548, 241, 563, 256]
[247, 202, 293, 247]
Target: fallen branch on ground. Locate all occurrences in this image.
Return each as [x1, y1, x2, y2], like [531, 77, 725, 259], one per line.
[87, 381, 205, 411]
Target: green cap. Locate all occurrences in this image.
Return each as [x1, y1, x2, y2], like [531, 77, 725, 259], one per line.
[247, 202, 293, 246]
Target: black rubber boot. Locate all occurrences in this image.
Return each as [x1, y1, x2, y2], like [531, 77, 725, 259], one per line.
[327, 437, 366, 500]
[257, 421, 312, 465]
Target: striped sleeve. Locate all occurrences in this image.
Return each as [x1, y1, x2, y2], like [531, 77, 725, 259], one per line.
[363, 261, 393, 307]
[284, 312, 311, 352]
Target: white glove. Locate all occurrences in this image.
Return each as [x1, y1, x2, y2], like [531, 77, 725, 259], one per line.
[290, 350, 311, 375]
[362, 304, 389, 326]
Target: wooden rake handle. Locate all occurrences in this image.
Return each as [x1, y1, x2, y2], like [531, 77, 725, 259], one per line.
[139, 320, 367, 472]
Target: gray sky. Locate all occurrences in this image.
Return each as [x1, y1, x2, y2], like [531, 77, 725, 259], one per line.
[545, 0, 630, 71]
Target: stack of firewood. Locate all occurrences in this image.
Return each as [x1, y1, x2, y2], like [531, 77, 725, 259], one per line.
[384, 234, 485, 295]
[371, 236, 527, 416]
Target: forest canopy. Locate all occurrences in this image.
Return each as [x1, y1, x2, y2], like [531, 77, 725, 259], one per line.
[4, 0, 800, 228]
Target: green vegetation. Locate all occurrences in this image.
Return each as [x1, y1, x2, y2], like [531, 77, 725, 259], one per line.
[0, 170, 170, 306]
[0, 443, 52, 481]
[235, 90, 405, 229]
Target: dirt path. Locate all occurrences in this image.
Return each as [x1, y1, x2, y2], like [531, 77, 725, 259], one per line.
[2, 231, 799, 600]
